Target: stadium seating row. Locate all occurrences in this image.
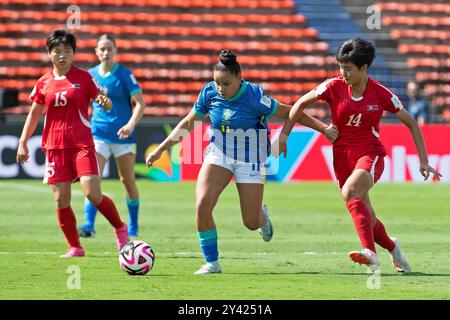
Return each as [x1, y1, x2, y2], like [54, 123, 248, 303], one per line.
[398, 44, 450, 55]
[391, 29, 450, 41]
[0, 10, 306, 25]
[382, 16, 450, 27]
[0, 53, 337, 67]
[1, 23, 319, 40]
[375, 2, 450, 14]
[3, 0, 295, 9]
[407, 58, 450, 69]
[0, 37, 330, 53]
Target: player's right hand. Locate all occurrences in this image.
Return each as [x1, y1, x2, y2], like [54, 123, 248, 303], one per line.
[146, 148, 163, 167]
[16, 142, 29, 164]
[420, 163, 442, 181]
[324, 124, 339, 144]
[271, 136, 287, 159]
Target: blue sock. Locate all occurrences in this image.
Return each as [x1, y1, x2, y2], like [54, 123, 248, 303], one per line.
[127, 197, 139, 230]
[83, 198, 97, 230]
[197, 228, 219, 263]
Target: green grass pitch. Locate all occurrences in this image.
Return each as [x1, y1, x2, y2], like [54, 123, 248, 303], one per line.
[0, 179, 449, 300]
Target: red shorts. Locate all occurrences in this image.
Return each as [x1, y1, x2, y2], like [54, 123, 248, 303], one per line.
[43, 147, 99, 184]
[333, 146, 385, 189]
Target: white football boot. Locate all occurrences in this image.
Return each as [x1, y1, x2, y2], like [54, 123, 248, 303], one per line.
[194, 261, 222, 275]
[258, 204, 273, 242]
[348, 248, 380, 270]
[389, 237, 411, 273]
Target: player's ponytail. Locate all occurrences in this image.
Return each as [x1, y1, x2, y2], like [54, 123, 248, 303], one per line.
[214, 49, 241, 76]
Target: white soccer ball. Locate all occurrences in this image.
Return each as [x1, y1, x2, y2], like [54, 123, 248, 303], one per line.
[119, 240, 155, 275]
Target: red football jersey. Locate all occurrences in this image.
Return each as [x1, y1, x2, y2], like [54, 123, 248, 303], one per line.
[30, 66, 99, 150]
[314, 76, 403, 150]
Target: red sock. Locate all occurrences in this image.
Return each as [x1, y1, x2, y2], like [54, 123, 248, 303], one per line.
[57, 207, 81, 248]
[345, 198, 376, 252]
[94, 195, 124, 229]
[373, 219, 395, 252]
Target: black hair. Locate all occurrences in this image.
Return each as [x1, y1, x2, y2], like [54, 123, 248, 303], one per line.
[97, 34, 116, 47]
[336, 38, 376, 69]
[46, 29, 76, 53]
[213, 49, 241, 76]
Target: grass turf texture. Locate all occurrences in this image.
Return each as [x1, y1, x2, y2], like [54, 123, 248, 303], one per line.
[0, 180, 449, 300]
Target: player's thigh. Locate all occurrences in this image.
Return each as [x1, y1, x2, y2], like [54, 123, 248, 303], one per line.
[341, 169, 373, 200]
[355, 154, 385, 186]
[196, 163, 233, 209]
[115, 152, 136, 183]
[49, 181, 72, 208]
[235, 183, 264, 226]
[96, 152, 108, 178]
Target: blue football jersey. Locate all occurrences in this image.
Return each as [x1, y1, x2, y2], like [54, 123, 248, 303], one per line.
[89, 63, 141, 144]
[193, 80, 278, 163]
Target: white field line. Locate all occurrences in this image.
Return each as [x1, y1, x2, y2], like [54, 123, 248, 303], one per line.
[0, 182, 113, 197]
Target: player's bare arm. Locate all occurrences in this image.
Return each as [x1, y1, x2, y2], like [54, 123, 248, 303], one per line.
[146, 110, 203, 167]
[272, 90, 319, 158]
[395, 108, 442, 181]
[274, 103, 338, 144]
[16, 102, 45, 164]
[117, 91, 145, 139]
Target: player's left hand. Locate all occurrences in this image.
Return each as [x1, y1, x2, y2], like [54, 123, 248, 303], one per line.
[324, 124, 339, 144]
[96, 94, 112, 111]
[117, 123, 135, 140]
[420, 163, 442, 181]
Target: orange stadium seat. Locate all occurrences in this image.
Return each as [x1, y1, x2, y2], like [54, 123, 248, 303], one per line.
[376, 2, 450, 14]
[391, 29, 450, 41]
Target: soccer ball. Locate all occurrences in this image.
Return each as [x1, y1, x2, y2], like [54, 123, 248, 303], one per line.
[119, 240, 155, 275]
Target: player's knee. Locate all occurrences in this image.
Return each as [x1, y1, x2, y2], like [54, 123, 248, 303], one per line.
[341, 185, 361, 202]
[196, 195, 215, 215]
[120, 176, 135, 188]
[55, 196, 70, 209]
[85, 192, 102, 206]
[53, 190, 70, 208]
[243, 216, 259, 231]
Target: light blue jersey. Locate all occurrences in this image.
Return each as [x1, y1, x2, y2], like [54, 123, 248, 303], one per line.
[89, 63, 141, 144]
[193, 80, 278, 163]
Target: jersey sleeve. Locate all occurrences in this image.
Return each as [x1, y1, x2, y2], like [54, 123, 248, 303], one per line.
[29, 80, 45, 105]
[379, 86, 404, 113]
[86, 74, 100, 100]
[192, 85, 211, 117]
[314, 78, 335, 105]
[253, 85, 278, 117]
[122, 68, 142, 97]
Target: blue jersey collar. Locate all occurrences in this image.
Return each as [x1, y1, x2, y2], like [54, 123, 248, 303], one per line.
[227, 80, 247, 102]
[98, 63, 119, 78]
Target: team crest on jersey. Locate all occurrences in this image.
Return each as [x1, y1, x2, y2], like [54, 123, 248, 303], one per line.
[367, 104, 380, 111]
[260, 95, 272, 108]
[222, 109, 234, 122]
[71, 83, 80, 89]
